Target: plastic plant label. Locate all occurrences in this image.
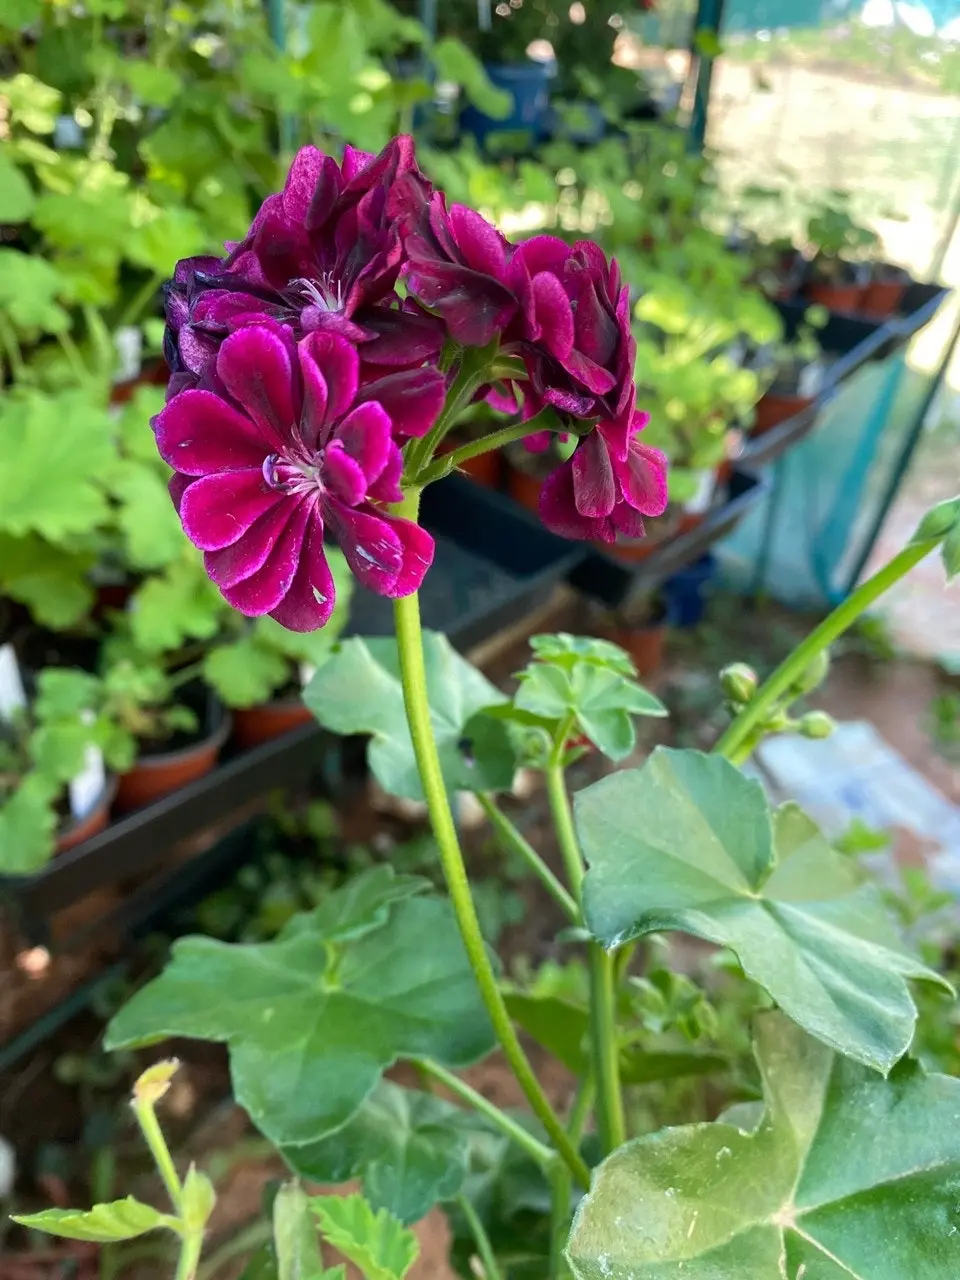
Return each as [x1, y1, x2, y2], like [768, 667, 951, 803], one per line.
[798, 360, 825, 398]
[113, 326, 143, 384]
[684, 469, 717, 515]
[0, 645, 27, 721]
[69, 712, 106, 819]
[53, 115, 84, 149]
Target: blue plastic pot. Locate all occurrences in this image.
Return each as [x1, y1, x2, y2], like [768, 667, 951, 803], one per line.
[460, 61, 553, 147]
[662, 554, 717, 629]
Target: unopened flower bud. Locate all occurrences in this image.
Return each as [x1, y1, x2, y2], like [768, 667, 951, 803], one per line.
[789, 649, 830, 697]
[133, 1059, 179, 1107]
[720, 663, 758, 704]
[798, 710, 836, 740]
[911, 497, 960, 545]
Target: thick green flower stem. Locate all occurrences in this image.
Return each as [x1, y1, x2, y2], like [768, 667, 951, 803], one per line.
[457, 1194, 503, 1280]
[392, 528, 589, 1190]
[477, 793, 579, 923]
[132, 1095, 203, 1280]
[413, 1059, 556, 1171]
[548, 1078, 596, 1280]
[416, 418, 559, 487]
[545, 760, 625, 1156]
[714, 536, 942, 763]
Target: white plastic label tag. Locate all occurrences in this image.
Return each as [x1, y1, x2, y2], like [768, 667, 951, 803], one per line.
[0, 646, 26, 721]
[69, 744, 106, 819]
[685, 469, 717, 515]
[798, 361, 825, 398]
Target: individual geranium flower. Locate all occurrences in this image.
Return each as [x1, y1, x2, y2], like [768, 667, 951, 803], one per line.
[164, 138, 443, 391]
[395, 184, 635, 445]
[539, 412, 668, 544]
[153, 323, 443, 630]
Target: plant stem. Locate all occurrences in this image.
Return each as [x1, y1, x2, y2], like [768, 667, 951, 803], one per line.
[477, 792, 579, 923]
[118, 272, 163, 329]
[413, 1058, 556, 1170]
[56, 330, 90, 381]
[131, 1098, 182, 1211]
[714, 538, 942, 763]
[406, 345, 495, 477]
[194, 1221, 273, 1280]
[545, 759, 625, 1156]
[392, 503, 589, 1190]
[456, 1195, 503, 1280]
[174, 1231, 204, 1280]
[417, 419, 557, 486]
[548, 1077, 595, 1280]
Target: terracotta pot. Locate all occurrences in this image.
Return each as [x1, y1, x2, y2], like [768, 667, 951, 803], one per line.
[109, 358, 168, 406]
[233, 698, 313, 749]
[116, 703, 231, 811]
[56, 776, 118, 854]
[678, 510, 706, 536]
[752, 390, 816, 436]
[803, 281, 863, 313]
[605, 535, 659, 564]
[459, 449, 502, 487]
[860, 278, 906, 319]
[507, 466, 543, 513]
[715, 458, 733, 487]
[606, 620, 667, 677]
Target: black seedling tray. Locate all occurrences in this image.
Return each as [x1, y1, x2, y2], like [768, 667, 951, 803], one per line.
[347, 474, 587, 650]
[567, 471, 767, 608]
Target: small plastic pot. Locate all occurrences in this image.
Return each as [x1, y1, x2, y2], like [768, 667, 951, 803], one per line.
[56, 776, 118, 854]
[116, 698, 231, 811]
[507, 466, 544, 514]
[459, 449, 502, 487]
[803, 281, 863, 313]
[752, 390, 816, 436]
[606, 604, 670, 677]
[233, 698, 313, 749]
[662, 553, 716, 628]
[860, 278, 906, 319]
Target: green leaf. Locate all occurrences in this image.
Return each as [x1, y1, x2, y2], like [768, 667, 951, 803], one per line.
[105, 893, 495, 1147]
[281, 865, 430, 944]
[0, 0, 43, 29]
[567, 1012, 960, 1280]
[13, 1197, 174, 1243]
[943, 522, 960, 581]
[0, 74, 60, 133]
[618, 1048, 727, 1084]
[514, 634, 665, 752]
[284, 1081, 468, 1225]
[0, 250, 71, 333]
[274, 1182, 325, 1280]
[124, 60, 181, 108]
[0, 153, 35, 222]
[181, 1166, 216, 1233]
[577, 749, 945, 1072]
[203, 637, 290, 709]
[528, 633, 637, 677]
[0, 772, 58, 875]
[105, 461, 188, 571]
[432, 39, 512, 119]
[0, 533, 94, 627]
[304, 634, 517, 800]
[128, 553, 226, 653]
[503, 992, 588, 1075]
[311, 1195, 418, 1280]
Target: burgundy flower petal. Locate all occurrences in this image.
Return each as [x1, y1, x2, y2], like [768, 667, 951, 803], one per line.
[298, 331, 359, 425]
[384, 515, 434, 596]
[269, 517, 337, 632]
[511, 235, 570, 278]
[357, 368, 445, 439]
[327, 500, 403, 594]
[341, 143, 377, 183]
[614, 440, 669, 517]
[529, 271, 575, 360]
[358, 306, 444, 368]
[405, 259, 518, 347]
[298, 341, 330, 452]
[179, 468, 281, 551]
[217, 326, 299, 449]
[220, 497, 314, 616]
[334, 401, 392, 484]
[250, 207, 314, 293]
[366, 446, 403, 504]
[204, 497, 306, 589]
[448, 205, 508, 278]
[539, 462, 602, 541]
[153, 390, 268, 475]
[572, 430, 617, 519]
[168, 472, 193, 514]
[611, 501, 647, 540]
[322, 442, 368, 507]
[282, 146, 325, 224]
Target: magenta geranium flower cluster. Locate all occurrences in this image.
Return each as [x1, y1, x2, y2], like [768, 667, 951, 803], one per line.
[154, 136, 667, 631]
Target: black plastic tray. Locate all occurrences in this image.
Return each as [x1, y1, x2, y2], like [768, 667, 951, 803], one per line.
[347, 474, 587, 651]
[1, 721, 335, 930]
[567, 471, 767, 608]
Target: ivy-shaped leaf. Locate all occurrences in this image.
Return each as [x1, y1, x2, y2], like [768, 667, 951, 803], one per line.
[311, 1195, 418, 1280]
[13, 1197, 176, 1243]
[0, 772, 58, 875]
[567, 1012, 960, 1280]
[0, 391, 113, 539]
[304, 633, 517, 801]
[203, 637, 290, 709]
[105, 889, 494, 1147]
[280, 866, 430, 945]
[512, 633, 666, 761]
[0, 533, 94, 627]
[105, 460, 187, 571]
[0, 152, 35, 223]
[577, 748, 946, 1072]
[128, 552, 226, 653]
[284, 1081, 469, 1225]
